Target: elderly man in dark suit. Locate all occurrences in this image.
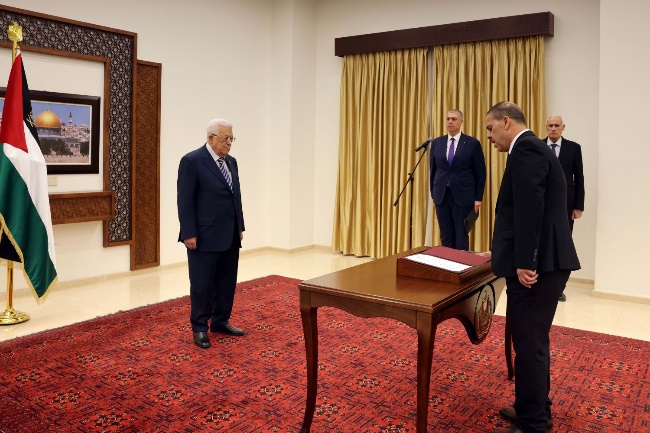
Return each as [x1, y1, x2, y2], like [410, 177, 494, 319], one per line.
[177, 118, 246, 349]
[430, 109, 486, 250]
[545, 115, 585, 302]
[484, 102, 580, 433]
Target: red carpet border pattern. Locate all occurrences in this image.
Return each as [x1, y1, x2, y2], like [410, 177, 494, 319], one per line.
[1, 275, 649, 432]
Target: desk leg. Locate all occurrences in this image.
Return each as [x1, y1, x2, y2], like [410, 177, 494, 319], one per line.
[416, 311, 437, 433]
[300, 291, 318, 433]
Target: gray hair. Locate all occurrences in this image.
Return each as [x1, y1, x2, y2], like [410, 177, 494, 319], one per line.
[448, 109, 463, 120]
[206, 118, 232, 138]
[487, 102, 526, 125]
[546, 115, 564, 124]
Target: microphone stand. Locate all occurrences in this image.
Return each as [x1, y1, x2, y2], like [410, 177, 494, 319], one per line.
[394, 141, 429, 250]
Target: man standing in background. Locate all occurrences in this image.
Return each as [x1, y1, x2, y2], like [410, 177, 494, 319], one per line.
[545, 115, 585, 302]
[177, 118, 246, 349]
[429, 109, 486, 250]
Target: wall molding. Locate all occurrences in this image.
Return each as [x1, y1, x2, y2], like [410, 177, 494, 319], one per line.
[592, 290, 650, 305]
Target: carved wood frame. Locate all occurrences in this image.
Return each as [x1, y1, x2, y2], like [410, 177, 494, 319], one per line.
[0, 4, 136, 247]
[1, 5, 162, 270]
[132, 60, 161, 269]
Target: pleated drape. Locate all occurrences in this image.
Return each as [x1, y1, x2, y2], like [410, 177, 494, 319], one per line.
[332, 36, 545, 258]
[332, 48, 430, 258]
[430, 36, 546, 251]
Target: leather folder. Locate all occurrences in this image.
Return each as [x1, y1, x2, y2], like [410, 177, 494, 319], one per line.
[397, 246, 491, 284]
[464, 209, 479, 235]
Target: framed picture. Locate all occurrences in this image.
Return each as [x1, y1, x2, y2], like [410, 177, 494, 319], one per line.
[0, 89, 100, 175]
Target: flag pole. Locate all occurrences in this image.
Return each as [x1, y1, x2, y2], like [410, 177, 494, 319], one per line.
[0, 261, 29, 325]
[0, 22, 30, 325]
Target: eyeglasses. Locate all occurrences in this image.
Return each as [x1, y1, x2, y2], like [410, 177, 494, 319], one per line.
[211, 134, 236, 142]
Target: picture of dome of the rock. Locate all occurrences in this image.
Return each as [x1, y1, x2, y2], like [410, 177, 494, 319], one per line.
[33, 106, 91, 164]
[0, 98, 92, 166]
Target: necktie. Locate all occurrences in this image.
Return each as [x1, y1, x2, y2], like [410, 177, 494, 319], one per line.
[448, 137, 455, 165]
[551, 143, 558, 157]
[217, 158, 233, 191]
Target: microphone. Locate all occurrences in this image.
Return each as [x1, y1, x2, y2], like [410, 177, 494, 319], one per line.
[415, 137, 432, 152]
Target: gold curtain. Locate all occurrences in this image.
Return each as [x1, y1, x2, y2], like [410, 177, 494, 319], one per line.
[431, 35, 546, 251]
[332, 48, 430, 258]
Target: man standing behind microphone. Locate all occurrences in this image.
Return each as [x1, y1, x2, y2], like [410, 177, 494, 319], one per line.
[429, 109, 486, 250]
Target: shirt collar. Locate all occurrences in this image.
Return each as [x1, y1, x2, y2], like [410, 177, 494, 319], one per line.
[509, 129, 530, 154]
[205, 142, 222, 161]
[448, 132, 461, 142]
[546, 136, 563, 147]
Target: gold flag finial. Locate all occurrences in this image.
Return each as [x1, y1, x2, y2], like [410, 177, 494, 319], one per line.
[8, 22, 23, 62]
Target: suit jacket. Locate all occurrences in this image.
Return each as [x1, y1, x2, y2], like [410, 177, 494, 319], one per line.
[177, 145, 245, 252]
[429, 133, 486, 206]
[545, 136, 585, 216]
[491, 131, 580, 277]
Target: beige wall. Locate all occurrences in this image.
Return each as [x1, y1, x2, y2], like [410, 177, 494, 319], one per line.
[268, 0, 317, 249]
[594, 0, 650, 299]
[1, 0, 647, 300]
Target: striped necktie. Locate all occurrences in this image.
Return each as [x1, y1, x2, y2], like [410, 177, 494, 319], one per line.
[217, 158, 233, 191]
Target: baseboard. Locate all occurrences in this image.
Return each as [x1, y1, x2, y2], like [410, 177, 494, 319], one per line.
[0, 261, 190, 301]
[591, 290, 650, 305]
[568, 276, 595, 288]
[241, 244, 332, 255]
[1, 245, 336, 300]
[4, 249, 648, 307]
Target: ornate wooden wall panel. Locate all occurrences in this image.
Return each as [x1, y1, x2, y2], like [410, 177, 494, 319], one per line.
[131, 61, 161, 270]
[0, 5, 135, 246]
[50, 192, 115, 225]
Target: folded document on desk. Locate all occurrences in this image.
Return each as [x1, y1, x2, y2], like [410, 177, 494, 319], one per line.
[405, 254, 471, 272]
[419, 245, 490, 266]
[397, 246, 492, 283]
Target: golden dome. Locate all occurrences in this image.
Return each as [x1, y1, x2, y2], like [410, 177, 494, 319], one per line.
[34, 110, 62, 129]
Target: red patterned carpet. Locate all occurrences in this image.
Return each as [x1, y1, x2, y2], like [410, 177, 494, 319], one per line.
[1, 275, 648, 432]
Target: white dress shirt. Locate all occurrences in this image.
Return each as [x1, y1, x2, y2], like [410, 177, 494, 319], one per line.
[546, 136, 562, 157]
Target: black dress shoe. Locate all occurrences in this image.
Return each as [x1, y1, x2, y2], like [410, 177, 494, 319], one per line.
[210, 323, 245, 336]
[559, 292, 567, 302]
[193, 331, 211, 348]
[499, 406, 554, 429]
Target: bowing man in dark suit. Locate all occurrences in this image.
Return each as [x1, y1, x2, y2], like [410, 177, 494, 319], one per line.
[177, 118, 246, 349]
[545, 115, 585, 302]
[485, 102, 580, 433]
[429, 109, 486, 250]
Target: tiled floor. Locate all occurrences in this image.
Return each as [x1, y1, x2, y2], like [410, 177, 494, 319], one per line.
[1, 249, 649, 343]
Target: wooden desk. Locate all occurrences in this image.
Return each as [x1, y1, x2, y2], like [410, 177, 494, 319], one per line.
[299, 248, 506, 433]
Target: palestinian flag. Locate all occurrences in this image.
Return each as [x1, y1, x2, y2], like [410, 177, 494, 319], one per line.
[0, 50, 57, 300]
